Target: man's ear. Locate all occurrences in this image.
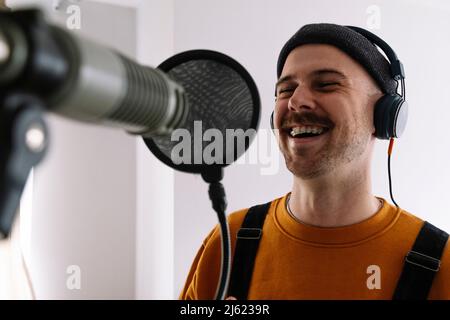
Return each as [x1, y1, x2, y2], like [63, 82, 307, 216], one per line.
[370, 93, 382, 137]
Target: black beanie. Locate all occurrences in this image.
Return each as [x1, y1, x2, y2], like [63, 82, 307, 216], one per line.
[277, 23, 397, 94]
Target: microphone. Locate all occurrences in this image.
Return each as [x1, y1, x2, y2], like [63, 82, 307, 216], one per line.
[0, 9, 259, 159]
[0, 9, 188, 137]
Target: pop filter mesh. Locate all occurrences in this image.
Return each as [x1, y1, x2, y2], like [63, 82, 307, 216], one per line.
[147, 51, 259, 173]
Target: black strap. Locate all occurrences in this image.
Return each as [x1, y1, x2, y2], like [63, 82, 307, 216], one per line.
[393, 221, 449, 300]
[227, 201, 271, 300]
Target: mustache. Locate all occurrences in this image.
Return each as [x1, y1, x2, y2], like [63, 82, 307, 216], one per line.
[281, 113, 334, 129]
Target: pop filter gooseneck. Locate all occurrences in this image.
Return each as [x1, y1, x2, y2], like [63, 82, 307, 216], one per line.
[143, 50, 260, 300]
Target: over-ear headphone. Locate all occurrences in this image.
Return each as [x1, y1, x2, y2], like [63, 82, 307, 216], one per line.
[271, 26, 408, 140]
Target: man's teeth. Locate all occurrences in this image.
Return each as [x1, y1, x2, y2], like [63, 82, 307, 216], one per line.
[290, 126, 325, 137]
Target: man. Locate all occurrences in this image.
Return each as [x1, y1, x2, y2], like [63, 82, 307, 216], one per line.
[180, 24, 450, 300]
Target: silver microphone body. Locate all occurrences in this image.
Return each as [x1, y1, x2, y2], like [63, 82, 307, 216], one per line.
[0, 15, 188, 137]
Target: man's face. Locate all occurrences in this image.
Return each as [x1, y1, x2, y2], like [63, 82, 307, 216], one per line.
[274, 44, 382, 179]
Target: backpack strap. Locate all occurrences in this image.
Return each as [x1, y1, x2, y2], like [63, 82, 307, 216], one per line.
[393, 221, 449, 300]
[227, 201, 271, 300]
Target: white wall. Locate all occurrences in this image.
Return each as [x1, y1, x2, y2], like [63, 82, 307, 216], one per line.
[173, 0, 450, 297]
[134, 0, 175, 300]
[9, 0, 139, 299]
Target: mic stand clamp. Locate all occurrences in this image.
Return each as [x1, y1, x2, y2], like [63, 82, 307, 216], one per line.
[201, 166, 227, 213]
[0, 93, 48, 238]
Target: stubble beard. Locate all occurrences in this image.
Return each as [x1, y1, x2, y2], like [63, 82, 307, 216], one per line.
[281, 114, 371, 180]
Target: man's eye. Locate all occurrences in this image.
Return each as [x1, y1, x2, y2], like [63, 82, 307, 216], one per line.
[278, 88, 294, 94]
[317, 82, 338, 88]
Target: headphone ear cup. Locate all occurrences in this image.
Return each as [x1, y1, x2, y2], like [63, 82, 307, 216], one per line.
[270, 111, 274, 130]
[374, 94, 408, 139]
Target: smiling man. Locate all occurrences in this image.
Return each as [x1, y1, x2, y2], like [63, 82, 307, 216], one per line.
[180, 24, 450, 300]
[275, 43, 383, 227]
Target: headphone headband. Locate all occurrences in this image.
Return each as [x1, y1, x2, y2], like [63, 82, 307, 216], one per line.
[345, 26, 405, 81]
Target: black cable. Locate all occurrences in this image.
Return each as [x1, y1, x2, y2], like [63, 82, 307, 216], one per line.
[388, 153, 399, 208]
[207, 181, 231, 300]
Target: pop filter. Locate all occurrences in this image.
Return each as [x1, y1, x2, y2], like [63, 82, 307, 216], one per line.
[143, 50, 260, 174]
[143, 50, 260, 300]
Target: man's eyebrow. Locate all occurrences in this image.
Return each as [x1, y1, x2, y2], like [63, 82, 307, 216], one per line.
[275, 69, 347, 89]
[275, 75, 295, 89]
[310, 69, 347, 79]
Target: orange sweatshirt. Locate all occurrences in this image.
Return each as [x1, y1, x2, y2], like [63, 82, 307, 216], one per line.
[180, 194, 450, 300]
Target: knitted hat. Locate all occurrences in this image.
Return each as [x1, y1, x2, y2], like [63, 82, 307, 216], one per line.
[277, 23, 397, 94]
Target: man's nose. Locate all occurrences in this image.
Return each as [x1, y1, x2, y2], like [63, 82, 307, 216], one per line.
[288, 86, 316, 112]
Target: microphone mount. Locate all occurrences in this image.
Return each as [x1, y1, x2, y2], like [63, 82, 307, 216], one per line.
[0, 9, 68, 237]
[0, 93, 48, 238]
